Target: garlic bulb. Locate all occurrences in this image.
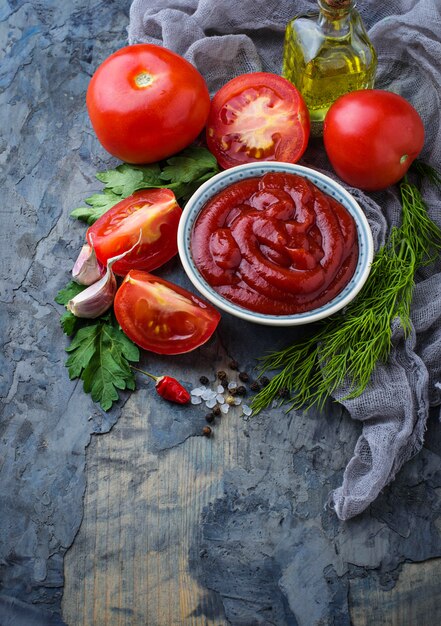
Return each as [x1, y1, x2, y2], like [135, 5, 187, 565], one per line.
[72, 243, 105, 286]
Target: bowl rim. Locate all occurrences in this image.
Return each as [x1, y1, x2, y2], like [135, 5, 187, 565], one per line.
[177, 161, 374, 326]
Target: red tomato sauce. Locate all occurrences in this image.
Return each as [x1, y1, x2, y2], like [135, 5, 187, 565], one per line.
[191, 172, 359, 315]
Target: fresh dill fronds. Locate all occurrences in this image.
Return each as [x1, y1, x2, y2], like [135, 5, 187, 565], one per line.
[252, 169, 441, 414]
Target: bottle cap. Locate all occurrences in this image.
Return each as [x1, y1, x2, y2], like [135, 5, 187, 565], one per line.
[323, 0, 352, 8]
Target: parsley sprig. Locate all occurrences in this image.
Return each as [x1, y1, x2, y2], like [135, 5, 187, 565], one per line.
[56, 281, 140, 411]
[71, 146, 220, 225]
[252, 163, 441, 413]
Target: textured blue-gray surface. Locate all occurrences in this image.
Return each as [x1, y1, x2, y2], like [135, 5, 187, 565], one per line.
[1, 2, 441, 625]
[0, 2, 131, 624]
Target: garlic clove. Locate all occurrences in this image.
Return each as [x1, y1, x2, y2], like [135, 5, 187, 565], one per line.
[68, 231, 143, 319]
[67, 268, 117, 318]
[72, 243, 105, 286]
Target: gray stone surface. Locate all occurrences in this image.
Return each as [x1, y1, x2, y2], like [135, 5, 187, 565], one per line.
[1, 2, 441, 625]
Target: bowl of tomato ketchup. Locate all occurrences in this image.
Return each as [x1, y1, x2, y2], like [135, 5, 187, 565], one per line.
[177, 162, 373, 326]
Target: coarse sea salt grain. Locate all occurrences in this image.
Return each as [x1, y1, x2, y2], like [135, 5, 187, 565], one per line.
[233, 397, 242, 406]
[242, 404, 252, 416]
[220, 403, 229, 414]
[228, 382, 237, 390]
[202, 389, 216, 401]
[205, 398, 217, 409]
[191, 396, 202, 405]
[216, 394, 225, 404]
[217, 385, 225, 394]
[191, 386, 206, 397]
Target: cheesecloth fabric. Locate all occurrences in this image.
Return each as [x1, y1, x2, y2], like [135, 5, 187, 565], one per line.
[128, 0, 441, 520]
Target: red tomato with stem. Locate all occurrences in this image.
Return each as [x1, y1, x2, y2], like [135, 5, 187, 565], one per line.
[114, 271, 221, 355]
[206, 72, 310, 169]
[87, 189, 182, 276]
[86, 44, 211, 164]
[323, 90, 425, 191]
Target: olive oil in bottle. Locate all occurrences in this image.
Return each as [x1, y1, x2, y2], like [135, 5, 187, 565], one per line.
[283, 0, 377, 133]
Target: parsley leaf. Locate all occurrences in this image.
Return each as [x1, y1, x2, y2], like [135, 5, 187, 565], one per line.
[81, 323, 136, 411]
[55, 280, 85, 305]
[64, 315, 140, 411]
[70, 189, 122, 225]
[160, 152, 218, 184]
[96, 163, 161, 196]
[70, 146, 220, 225]
[66, 323, 102, 379]
[60, 310, 80, 336]
[56, 282, 140, 410]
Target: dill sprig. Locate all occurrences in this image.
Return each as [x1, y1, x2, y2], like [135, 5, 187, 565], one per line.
[252, 167, 441, 414]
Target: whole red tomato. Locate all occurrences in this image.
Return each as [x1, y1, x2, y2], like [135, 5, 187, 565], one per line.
[206, 73, 310, 169]
[86, 189, 181, 276]
[114, 271, 221, 354]
[86, 44, 211, 164]
[323, 90, 424, 191]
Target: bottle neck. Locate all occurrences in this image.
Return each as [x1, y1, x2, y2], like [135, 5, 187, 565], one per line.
[317, 0, 355, 34]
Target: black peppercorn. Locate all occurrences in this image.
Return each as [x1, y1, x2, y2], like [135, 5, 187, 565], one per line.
[250, 381, 261, 392]
[260, 376, 270, 387]
[199, 375, 209, 385]
[229, 359, 239, 370]
[277, 387, 290, 398]
[205, 412, 215, 423]
[217, 370, 227, 380]
[236, 385, 247, 396]
[212, 406, 221, 416]
[238, 371, 249, 382]
[202, 426, 212, 438]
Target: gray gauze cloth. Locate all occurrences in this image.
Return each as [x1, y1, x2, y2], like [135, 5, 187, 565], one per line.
[128, 0, 441, 520]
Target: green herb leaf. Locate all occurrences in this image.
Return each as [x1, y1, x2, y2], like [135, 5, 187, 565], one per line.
[70, 146, 220, 225]
[60, 310, 80, 336]
[182, 146, 219, 166]
[160, 152, 217, 184]
[55, 281, 86, 305]
[96, 163, 162, 196]
[65, 323, 101, 380]
[81, 323, 136, 411]
[63, 316, 140, 410]
[71, 189, 122, 225]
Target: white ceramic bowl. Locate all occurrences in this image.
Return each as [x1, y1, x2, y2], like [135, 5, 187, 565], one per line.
[177, 162, 374, 326]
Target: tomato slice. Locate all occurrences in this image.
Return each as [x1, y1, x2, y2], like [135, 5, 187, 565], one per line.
[86, 189, 182, 276]
[114, 270, 221, 355]
[206, 72, 310, 169]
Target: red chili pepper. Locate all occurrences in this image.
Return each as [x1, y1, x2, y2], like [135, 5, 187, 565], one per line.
[154, 376, 190, 404]
[131, 366, 190, 404]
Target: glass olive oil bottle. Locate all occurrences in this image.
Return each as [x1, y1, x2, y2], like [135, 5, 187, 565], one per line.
[283, 0, 377, 133]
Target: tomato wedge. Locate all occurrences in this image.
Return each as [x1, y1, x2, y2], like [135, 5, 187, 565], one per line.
[87, 189, 182, 276]
[114, 270, 221, 354]
[206, 72, 310, 169]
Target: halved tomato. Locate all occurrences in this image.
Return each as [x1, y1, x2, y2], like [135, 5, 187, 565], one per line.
[114, 270, 221, 354]
[206, 72, 310, 169]
[86, 189, 181, 276]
